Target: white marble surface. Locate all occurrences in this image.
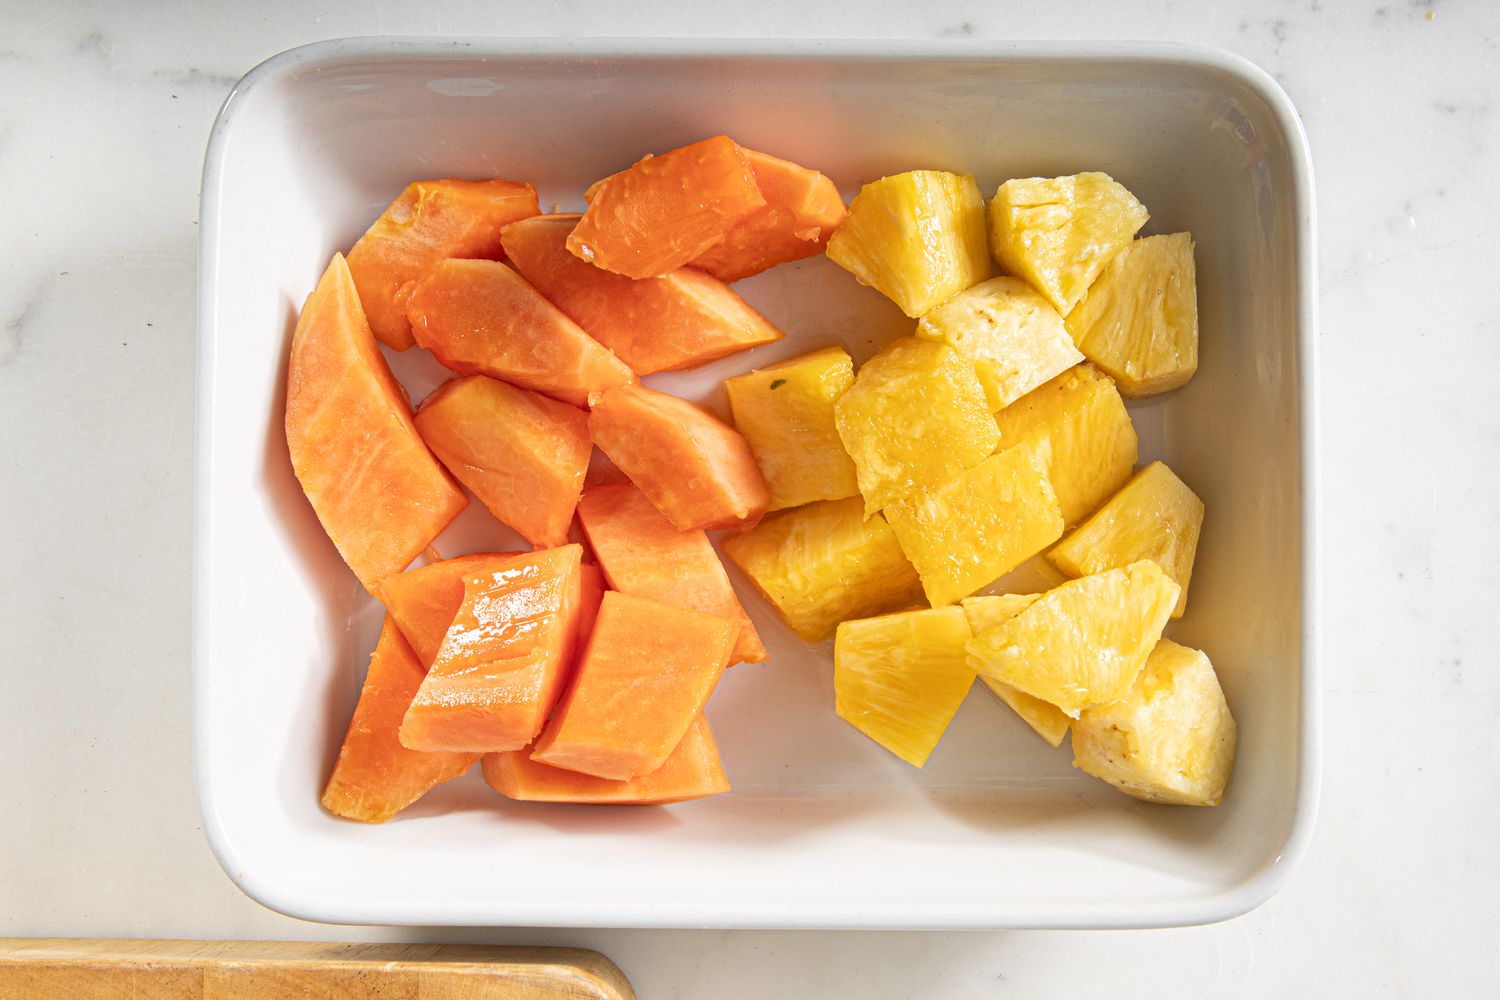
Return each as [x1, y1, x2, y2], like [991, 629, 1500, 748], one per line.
[1, 1, 1496, 996]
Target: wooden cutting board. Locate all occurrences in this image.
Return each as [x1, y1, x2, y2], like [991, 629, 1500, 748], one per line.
[0, 939, 635, 999]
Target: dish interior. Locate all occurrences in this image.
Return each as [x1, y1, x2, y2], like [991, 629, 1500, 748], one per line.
[197, 44, 1309, 927]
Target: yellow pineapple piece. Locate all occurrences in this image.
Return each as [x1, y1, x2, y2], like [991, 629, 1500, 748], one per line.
[726, 346, 859, 511]
[834, 606, 974, 766]
[960, 594, 1070, 747]
[989, 172, 1148, 315]
[834, 337, 999, 516]
[885, 444, 1063, 607]
[993, 364, 1137, 525]
[722, 495, 923, 642]
[1066, 233, 1198, 397]
[826, 170, 991, 317]
[965, 560, 1179, 717]
[1072, 639, 1236, 806]
[915, 276, 1084, 411]
[1048, 461, 1204, 618]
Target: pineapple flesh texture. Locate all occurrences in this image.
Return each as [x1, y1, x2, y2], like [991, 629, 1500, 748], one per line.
[722, 495, 923, 642]
[726, 346, 859, 511]
[1065, 233, 1199, 397]
[834, 337, 1000, 517]
[1048, 461, 1204, 619]
[826, 170, 991, 318]
[989, 172, 1149, 315]
[961, 594, 1070, 747]
[1072, 639, 1236, 806]
[965, 560, 1180, 718]
[885, 444, 1064, 608]
[993, 364, 1137, 526]
[916, 276, 1084, 411]
[834, 606, 975, 767]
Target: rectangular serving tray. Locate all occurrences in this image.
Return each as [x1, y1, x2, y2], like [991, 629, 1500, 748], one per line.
[194, 37, 1318, 929]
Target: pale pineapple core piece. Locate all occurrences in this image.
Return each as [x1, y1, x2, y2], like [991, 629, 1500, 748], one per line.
[1072, 639, 1236, 806]
[916, 276, 1084, 411]
[1048, 461, 1205, 618]
[826, 170, 991, 317]
[965, 560, 1180, 717]
[1066, 233, 1199, 397]
[834, 337, 1000, 517]
[834, 606, 975, 767]
[960, 594, 1071, 747]
[989, 172, 1149, 315]
[722, 495, 922, 642]
[993, 364, 1137, 526]
[726, 346, 859, 511]
[886, 444, 1064, 608]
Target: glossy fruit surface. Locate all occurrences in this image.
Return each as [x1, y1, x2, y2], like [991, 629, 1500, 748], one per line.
[988, 171, 1148, 315]
[1065, 232, 1199, 397]
[722, 496, 922, 642]
[415, 376, 591, 548]
[992, 364, 1137, 526]
[285, 253, 467, 594]
[1072, 640, 1236, 806]
[405, 258, 634, 408]
[965, 561, 1180, 717]
[725, 346, 859, 512]
[568, 135, 766, 278]
[502, 214, 783, 374]
[885, 444, 1064, 607]
[588, 383, 770, 532]
[834, 337, 999, 516]
[834, 606, 974, 767]
[347, 177, 539, 350]
[826, 170, 991, 317]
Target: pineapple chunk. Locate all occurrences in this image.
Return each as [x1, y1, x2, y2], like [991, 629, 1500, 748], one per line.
[989, 172, 1148, 315]
[958, 593, 1040, 631]
[916, 276, 1084, 411]
[1072, 639, 1236, 806]
[834, 606, 974, 766]
[960, 594, 1070, 747]
[834, 337, 999, 516]
[725, 346, 859, 511]
[993, 364, 1137, 526]
[1066, 233, 1199, 397]
[885, 444, 1064, 607]
[965, 561, 1179, 717]
[826, 170, 991, 317]
[1048, 461, 1204, 618]
[722, 495, 922, 642]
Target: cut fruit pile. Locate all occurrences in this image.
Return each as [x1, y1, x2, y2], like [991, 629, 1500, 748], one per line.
[303, 137, 831, 821]
[293, 136, 1236, 827]
[733, 167, 1233, 806]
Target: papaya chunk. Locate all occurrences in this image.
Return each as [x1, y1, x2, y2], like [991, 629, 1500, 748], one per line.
[568, 136, 766, 279]
[530, 592, 737, 780]
[501, 214, 783, 374]
[414, 376, 592, 548]
[588, 384, 770, 532]
[285, 253, 468, 594]
[405, 258, 633, 408]
[482, 714, 729, 804]
[321, 617, 479, 823]
[689, 149, 847, 282]
[399, 546, 584, 753]
[575, 562, 605, 650]
[577, 482, 765, 665]
[376, 552, 525, 667]
[347, 178, 539, 351]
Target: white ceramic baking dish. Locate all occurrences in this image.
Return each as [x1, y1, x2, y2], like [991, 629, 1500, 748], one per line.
[195, 38, 1318, 929]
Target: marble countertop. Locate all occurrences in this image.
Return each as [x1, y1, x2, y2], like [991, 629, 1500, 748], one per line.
[2, 2, 1496, 996]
